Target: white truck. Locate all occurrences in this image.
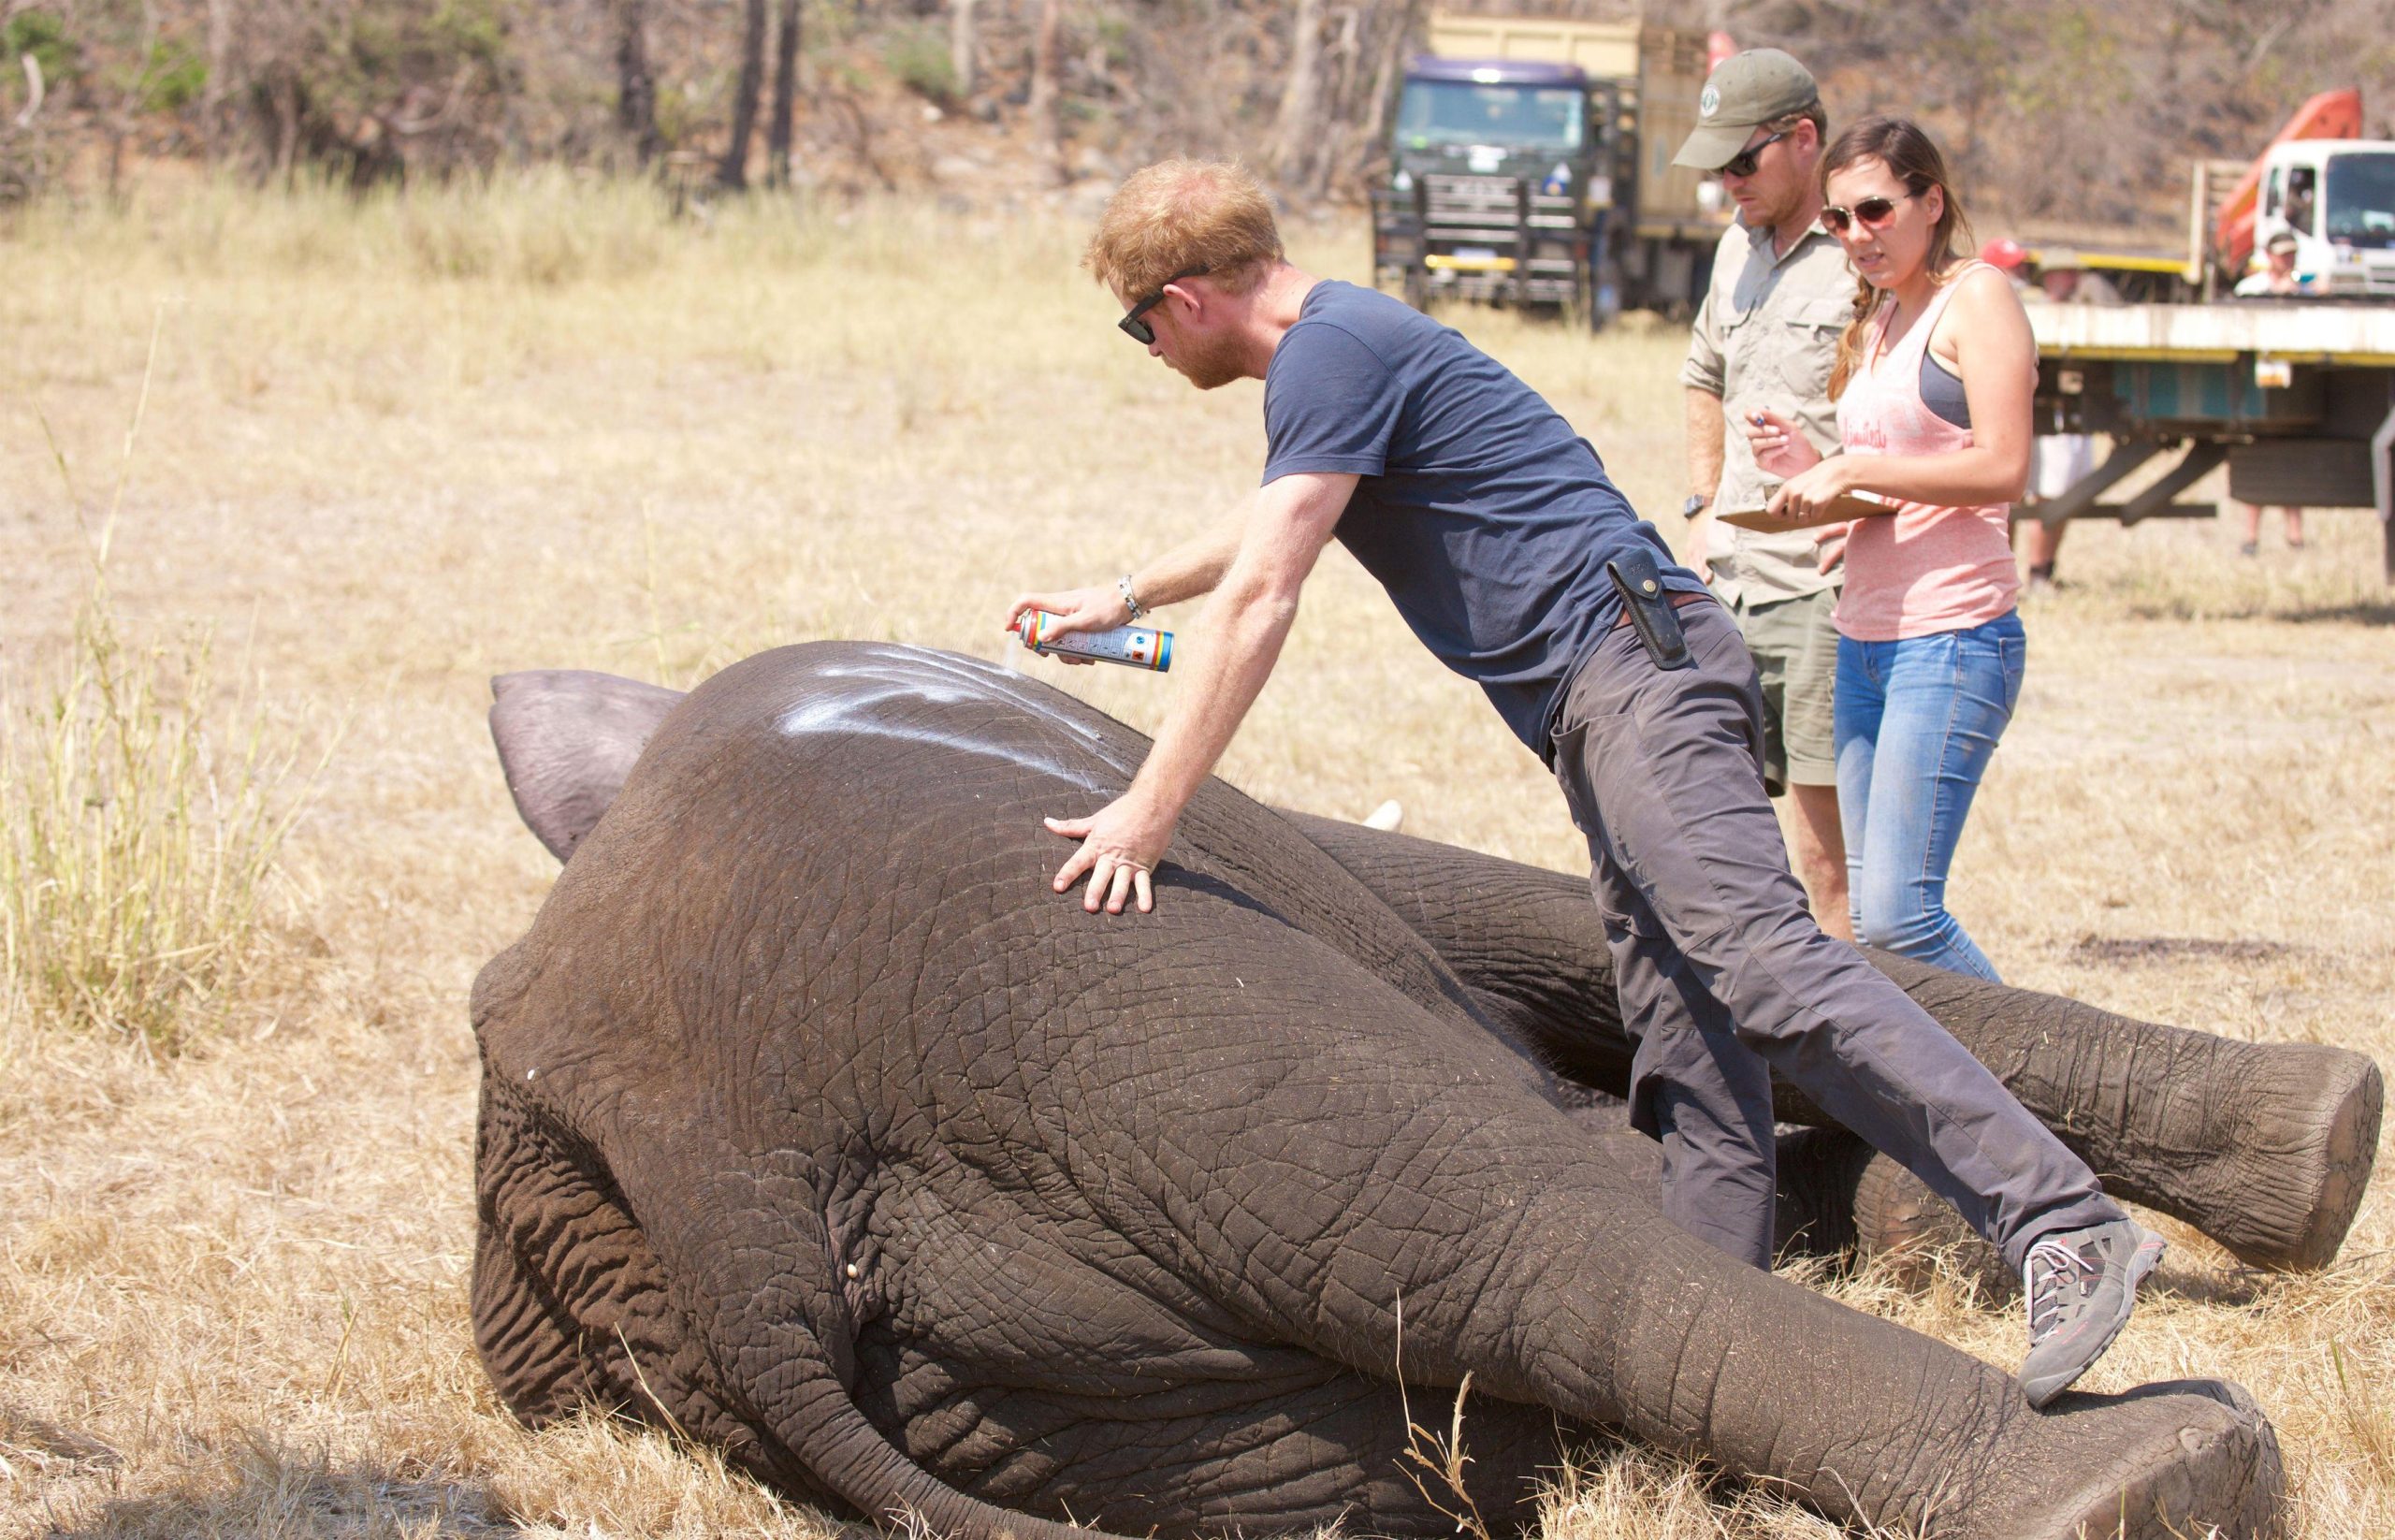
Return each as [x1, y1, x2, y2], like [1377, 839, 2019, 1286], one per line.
[2244, 136, 2395, 298]
[2033, 90, 2395, 301]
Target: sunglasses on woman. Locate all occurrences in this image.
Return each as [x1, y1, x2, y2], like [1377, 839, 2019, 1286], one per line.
[1821, 192, 1916, 234]
[1118, 266, 1211, 344]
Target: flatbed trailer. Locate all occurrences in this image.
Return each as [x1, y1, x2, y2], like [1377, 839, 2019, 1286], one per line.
[2026, 301, 2395, 582]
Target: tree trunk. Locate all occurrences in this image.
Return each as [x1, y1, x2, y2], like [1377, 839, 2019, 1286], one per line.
[1358, 0, 1420, 167]
[766, 0, 802, 188]
[718, 0, 770, 190]
[272, 71, 299, 187]
[1307, 3, 1362, 199]
[617, 0, 662, 167]
[1025, 0, 1061, 149]
[950, 0, 978, 101]
[1271, 0, 1324, 184]
[204, 0, 233, 164]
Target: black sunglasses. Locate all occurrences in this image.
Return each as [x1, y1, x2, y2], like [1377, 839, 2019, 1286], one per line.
[1821, 192, 1915, 234]
[1119, 266, 1210, 343]
[1720, 130, 1790, 180]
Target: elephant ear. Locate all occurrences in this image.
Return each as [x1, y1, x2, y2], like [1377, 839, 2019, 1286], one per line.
[489, 670, 689, 863]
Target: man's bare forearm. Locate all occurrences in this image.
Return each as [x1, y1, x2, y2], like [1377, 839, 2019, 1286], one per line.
[1685, 387, 1726, 501]
[1129, 497, 1253, 610]
[1128, 475, 1350, 820]
[1127, 571, 1298, 817]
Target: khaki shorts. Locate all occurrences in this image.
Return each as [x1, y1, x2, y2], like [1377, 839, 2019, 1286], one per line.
[1733, 587, 1840, 796]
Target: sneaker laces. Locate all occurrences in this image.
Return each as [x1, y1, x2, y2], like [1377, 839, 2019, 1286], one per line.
[2024, 1235, 2099, 1344]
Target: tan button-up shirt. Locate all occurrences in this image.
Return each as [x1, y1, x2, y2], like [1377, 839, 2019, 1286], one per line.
[1681, 216, 1856, 605]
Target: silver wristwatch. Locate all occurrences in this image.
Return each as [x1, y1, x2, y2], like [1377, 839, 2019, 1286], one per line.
[1117, 574, 1146, 623]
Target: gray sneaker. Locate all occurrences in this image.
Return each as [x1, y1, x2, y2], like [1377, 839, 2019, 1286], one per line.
[2019, 1219, 2165, 1409]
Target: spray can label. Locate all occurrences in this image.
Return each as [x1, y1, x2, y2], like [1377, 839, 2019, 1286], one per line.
[1016, 610, 1173, 672]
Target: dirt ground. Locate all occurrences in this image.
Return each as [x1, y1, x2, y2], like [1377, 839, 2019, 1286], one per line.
[1, 182, 2390, 1538]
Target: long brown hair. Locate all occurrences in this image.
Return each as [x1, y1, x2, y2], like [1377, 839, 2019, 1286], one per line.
[1821, 116, 1976, 399]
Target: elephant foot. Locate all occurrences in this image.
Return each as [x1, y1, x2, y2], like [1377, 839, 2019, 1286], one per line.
[1770, 1130, 2010, 1292]
[2035, 1379, 2286, 1540]
[2203, 1045, 2381, 1271]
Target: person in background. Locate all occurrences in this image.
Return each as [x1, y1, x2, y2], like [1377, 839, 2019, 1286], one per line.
[2282, 167, 2317, 242]
[1995, 250, 2123, 591]
[1745, 116, 2033, 989]
[2230, 233, 2313, 555]
[2234, 229, 2315, 297]
[1673, 49, 1853, 939]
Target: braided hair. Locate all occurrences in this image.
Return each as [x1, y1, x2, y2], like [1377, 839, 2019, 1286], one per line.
[1822, 117, 1976, 400]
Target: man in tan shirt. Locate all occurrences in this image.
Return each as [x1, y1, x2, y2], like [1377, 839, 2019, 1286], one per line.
[1675, 50, 1854, 939]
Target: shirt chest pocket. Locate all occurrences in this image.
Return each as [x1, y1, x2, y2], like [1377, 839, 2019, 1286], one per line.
[1778, 297, 1851, 394]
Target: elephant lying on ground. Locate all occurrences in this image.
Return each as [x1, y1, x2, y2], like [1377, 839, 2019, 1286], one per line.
[473, 643, 2339, 1539]
[487, 655, 2383, 1281]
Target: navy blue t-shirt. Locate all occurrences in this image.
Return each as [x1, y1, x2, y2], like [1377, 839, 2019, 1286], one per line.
[1263, 282, 1706, 751]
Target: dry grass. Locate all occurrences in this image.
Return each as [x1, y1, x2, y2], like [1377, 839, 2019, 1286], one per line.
[1, 176, 2389, 1539]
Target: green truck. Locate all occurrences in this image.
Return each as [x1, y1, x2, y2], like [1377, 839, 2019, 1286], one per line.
[1371, 15, 1727, 327]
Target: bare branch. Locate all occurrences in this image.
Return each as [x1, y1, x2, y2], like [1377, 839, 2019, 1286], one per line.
[14, 51, 41, 129]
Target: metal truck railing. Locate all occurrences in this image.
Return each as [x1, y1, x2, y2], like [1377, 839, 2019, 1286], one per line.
[1375, 174, 1588, 309]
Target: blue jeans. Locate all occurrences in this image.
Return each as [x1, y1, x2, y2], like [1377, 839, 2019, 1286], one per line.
[1833, 612, 2025, 981]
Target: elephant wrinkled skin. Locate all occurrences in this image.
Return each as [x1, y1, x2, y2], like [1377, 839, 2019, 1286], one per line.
[472, 643, 2318, 1540]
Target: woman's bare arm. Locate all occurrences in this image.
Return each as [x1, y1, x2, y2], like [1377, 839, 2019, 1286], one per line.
[1765, 268, 2035, 521]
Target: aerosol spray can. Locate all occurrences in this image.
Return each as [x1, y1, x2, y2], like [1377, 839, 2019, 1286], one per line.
[1014, 610, 1174, 672]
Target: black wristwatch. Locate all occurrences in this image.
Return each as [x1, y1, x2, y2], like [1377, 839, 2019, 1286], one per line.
[1682, 493, 1711, 518]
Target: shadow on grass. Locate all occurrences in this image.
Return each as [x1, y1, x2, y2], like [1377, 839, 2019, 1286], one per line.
[43, 1438, 518, 1539]
[2280, 599, 2395, 627]
[2070, 936, 2301, 966]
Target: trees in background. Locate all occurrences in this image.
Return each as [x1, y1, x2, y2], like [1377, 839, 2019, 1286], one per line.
[0, 0, 2386, 222]
[718, 0, 767, 187]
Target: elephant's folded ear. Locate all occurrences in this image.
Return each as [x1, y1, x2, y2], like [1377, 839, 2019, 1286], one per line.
[489, 669, 689, 863]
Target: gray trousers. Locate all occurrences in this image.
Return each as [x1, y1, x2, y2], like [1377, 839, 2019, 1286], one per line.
[1548, 600, 2122, 1272]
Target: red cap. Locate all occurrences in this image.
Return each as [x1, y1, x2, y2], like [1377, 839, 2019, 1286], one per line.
[1981, 238, 2030, 271]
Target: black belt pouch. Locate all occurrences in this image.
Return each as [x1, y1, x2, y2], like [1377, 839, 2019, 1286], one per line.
[1604, 548, 1695, 671]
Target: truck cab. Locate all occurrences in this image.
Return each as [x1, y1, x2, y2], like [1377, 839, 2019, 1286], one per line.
[2255, 140, 2395, 298]
[1370, 16, 1719, 326]
[1377, 57, 1615, 313]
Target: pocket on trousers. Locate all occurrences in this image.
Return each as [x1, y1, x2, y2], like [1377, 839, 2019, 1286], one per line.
[1996, 626, 2026, 716]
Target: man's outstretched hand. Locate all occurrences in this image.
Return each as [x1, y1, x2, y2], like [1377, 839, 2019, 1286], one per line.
[1005, 587, 1131, 665]
[1045, 792, 1177, 914]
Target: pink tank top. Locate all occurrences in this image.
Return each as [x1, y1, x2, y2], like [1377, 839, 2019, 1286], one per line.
[1832, 264, 2022, 642]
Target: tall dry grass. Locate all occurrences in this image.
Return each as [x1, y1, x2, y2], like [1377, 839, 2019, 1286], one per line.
[0, 311, 321, 1064]
[0, 173, 2388, 1538]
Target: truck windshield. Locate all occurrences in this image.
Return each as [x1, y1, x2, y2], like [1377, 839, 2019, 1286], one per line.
[1399, 80, 1584, 153]
[2324, 153, 2395, 249]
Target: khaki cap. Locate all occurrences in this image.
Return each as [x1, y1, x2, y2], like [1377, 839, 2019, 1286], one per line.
[1673, 50, 1820, 170]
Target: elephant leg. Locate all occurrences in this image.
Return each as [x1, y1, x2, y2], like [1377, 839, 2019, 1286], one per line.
[1567, 1093, 1990, 1277]
[852, 1320, 1574, 1538]
[1863, 952, 2381, 1271]
[1040, 939, 2281, 1540]
[1287, 811, 2382, 1271]
[1771, 1126, 2013, 1291]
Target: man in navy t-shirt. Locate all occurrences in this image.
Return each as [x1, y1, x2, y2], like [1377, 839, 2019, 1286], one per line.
[1005, 159, 2154, 1408]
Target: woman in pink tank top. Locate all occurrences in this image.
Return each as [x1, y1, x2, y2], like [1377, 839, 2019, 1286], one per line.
[1740, 117, 2039, 981]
